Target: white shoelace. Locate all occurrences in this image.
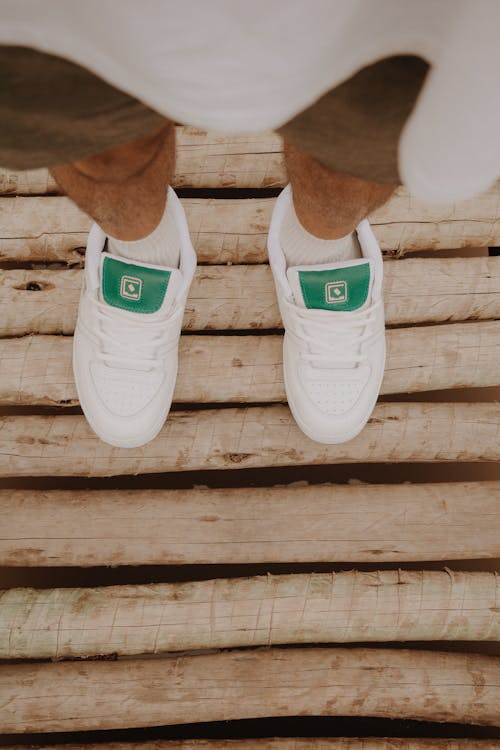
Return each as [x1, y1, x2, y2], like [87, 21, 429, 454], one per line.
[284, 297, 383, 369]
[90, 295, 183, 371]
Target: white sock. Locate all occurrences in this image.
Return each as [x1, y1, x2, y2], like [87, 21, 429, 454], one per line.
[107, 195, 181, 268]
[280, 202, 361, 267]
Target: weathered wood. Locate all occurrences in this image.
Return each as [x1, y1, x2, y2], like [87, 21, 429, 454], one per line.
[1, 321, 498, 407]
[3, 742, 499, 750]
[1, 192, 499, 264]
[0, 403, 497, 477]
[2, 482, 498, 567]
[0, 196, 88, 263]
[0, 166, 59, 195]
[175, 128, 285, 189]
[2, 571, 498, 660]
[1, 257, 498, 337]
[0, 196, 269, 264]
[0, 128, 285, 194]
[1, 482, 499, 566]
[369, 184, 500, 254]
[1, 648, 499, 732]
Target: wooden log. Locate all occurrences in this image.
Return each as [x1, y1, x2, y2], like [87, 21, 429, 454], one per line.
[382, 257, 500, 324]
[1, 192, 499, 264]
[1, 257, 498, 337]
[382, 320, 500, 394]
[0, 166, 59, 195]
[1, 647, 499, 732]
[174, 127, 286, 189]
[2, 571, 499, 660]
[0, 403, 497, 477]
[0, 196, 88, 264]
[369, 184, 500, 255]
[2, 124, 500, 230]
[0, 196, 274, 264]
[0, 321, 499, 407]
[1, 481, 499, 567]
[0, 128, 285, 194]
[3, 742, 500, 750]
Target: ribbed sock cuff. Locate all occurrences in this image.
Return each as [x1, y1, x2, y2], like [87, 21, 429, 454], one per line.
[280, 202, 361, 266]
[108, 193, 181, 268]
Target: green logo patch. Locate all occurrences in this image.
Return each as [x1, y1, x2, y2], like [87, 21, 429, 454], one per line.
[102, 256, 171, 314]
[298, 262, 371, 312]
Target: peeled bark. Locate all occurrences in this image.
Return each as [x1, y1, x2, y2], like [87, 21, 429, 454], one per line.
[1, 258, 498, 337]
[1, 647, 499, 732]
[1, 481, 499, 567]
[0, 128, 285, 194]
[1, 570, 499, 660]
[0, 321, 498, 407]
[0, 403, 497, 477]
[1, 191, 499, 264]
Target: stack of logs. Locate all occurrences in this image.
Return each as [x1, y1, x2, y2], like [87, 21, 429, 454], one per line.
[0, 128, 499, 745]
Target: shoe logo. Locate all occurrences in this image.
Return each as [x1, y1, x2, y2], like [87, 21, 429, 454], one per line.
[325, 280, 347, 303]
[120, 275, 143, 301]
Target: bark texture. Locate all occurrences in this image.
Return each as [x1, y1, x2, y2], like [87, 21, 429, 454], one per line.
[0, 322, 498, 406]
[0, 403, 498, 477]
[1, 648, 499, 732]
[1, 258, 499, 336]
[1, 571, 499, 659]
[1, 190, 499, 263]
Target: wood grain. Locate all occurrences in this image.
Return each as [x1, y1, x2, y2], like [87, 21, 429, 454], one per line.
[1, 190, 499, 264]
[1, 648, 499, 732]
[2, 571, 499, 659]
[0, 321, 498, 407]
[0, 403, 497, 477]
[0, 128, 285, 194]
[1, 257, 498, 337]
[2, 482, 498, 567]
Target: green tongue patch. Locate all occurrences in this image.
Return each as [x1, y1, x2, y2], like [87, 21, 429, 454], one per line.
[101, 255, 172, 314]
[293, 261, 371, 311]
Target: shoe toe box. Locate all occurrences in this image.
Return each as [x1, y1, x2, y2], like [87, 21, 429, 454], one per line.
[74, 331, 176, 447]
[305, 377, 367, 417]
[284, 339, 384, 444]
[90, 362, 165, 418]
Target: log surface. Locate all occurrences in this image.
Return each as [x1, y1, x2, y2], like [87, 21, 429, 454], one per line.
[0, 128, 285, 194]
[1, 482, 499, 567]
[0, 403, 498, 477]
[1, 257, 498, 337]
[1, 647, 499, 732]
[2, 571, 499, 659]
[2, 126, 500, 743]
[1, 192, 499, 264]
[0, 321, 498, 407]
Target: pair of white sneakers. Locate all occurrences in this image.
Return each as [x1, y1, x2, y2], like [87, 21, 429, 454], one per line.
[74, 185, 385, 447]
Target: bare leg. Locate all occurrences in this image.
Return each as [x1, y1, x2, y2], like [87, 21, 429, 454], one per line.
[50, 120, 175, 240]
[284, 140, 395, 239]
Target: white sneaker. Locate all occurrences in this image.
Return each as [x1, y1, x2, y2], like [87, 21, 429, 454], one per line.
[73, 187, 196, 448]
[268, 184, 386, 444]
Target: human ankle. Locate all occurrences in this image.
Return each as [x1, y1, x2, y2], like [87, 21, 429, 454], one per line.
[280, 200, 361, 267]
[284, 140, 394, 239]
[49, 122, 175, 240]
[291, 192, 367, 240]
